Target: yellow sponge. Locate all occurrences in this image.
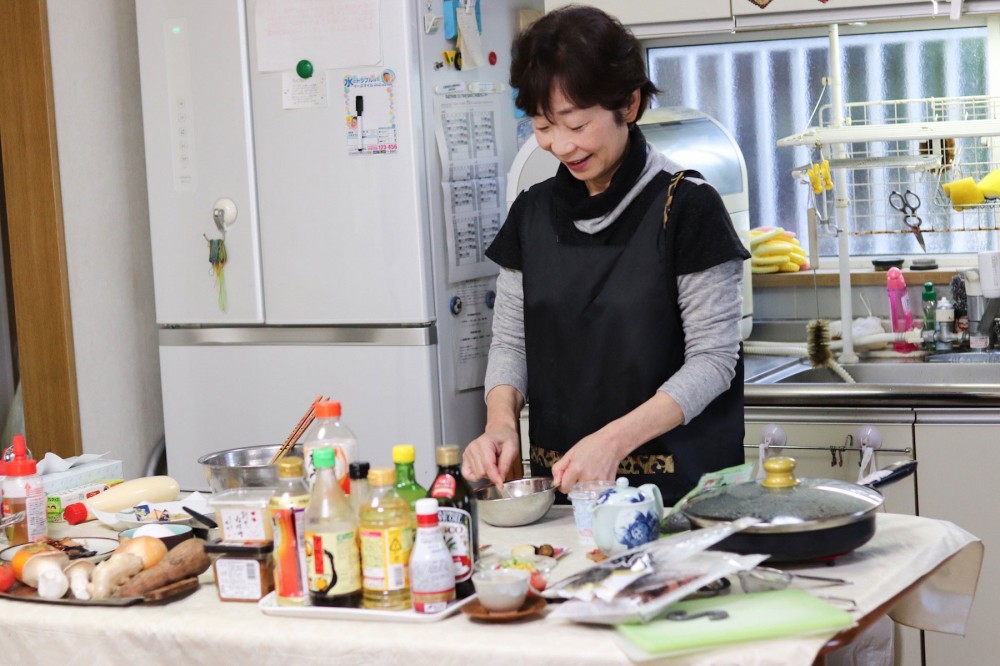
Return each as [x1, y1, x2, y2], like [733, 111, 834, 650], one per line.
[977, 169, 1000, 198]
[942, 177, 985, 210]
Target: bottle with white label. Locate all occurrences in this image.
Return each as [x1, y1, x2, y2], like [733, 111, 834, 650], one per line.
[409, 497, 456, 613]
[303, 446, 361, 607]
[429, 444, 478, 599]
[1, 435, 46, 545]
[302, 400, 358, 495]
[359, 468, 414, 610]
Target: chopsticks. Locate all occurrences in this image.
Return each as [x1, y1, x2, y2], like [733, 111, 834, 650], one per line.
[269, 394, 326, 464]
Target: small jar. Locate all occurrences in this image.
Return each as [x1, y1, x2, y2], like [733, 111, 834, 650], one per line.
[209, 488, 274, 542]
[204, 540, 275, 602]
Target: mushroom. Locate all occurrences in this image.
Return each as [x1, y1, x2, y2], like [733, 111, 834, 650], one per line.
[64, 560, 95, 600]
[20, 551, 71, 600]
[20, 551, 70, 588]
[87, 553, 143, 600]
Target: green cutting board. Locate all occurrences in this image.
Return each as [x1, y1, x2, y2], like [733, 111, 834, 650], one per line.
[617, 589, 855, 656]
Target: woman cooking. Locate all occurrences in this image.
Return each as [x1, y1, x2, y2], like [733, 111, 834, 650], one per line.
[461, 6, 750, 506]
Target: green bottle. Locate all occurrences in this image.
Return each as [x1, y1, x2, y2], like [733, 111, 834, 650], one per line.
[392, 444, 427, 510]
[922, 282, 937, 351]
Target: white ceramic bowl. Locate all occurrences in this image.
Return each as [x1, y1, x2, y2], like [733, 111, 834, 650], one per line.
[472, 569, 530, 612]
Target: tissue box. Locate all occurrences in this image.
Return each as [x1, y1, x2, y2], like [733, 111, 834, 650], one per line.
[41, 458, 124, 493]
[47, 480, 123, 523]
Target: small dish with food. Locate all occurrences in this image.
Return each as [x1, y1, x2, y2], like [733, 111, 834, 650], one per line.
[476, 552, 558, 593]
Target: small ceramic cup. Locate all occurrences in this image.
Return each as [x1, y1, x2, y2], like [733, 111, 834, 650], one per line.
[472, 569, 530, 612]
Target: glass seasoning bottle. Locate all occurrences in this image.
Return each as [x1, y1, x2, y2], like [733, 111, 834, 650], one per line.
[304, 446, 362, 607]
[349, 461, 371, 518]
[360, 467, 414, 610]
[409, 497, 456, 614]
[268, 456, 311, 606]
[392, 444, 427, 510]
[429, 444, 478, 599]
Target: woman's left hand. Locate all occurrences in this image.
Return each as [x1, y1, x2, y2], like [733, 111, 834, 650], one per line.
[551, 429, 625, 494]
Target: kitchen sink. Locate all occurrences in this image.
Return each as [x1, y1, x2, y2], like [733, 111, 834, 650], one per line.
[747, 359, 1000, 385]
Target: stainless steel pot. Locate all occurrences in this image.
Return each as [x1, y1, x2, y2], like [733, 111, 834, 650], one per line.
[680, 457, 917, 562]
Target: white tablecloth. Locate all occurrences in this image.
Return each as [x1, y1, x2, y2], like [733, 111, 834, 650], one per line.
[0, 508, 982, 666]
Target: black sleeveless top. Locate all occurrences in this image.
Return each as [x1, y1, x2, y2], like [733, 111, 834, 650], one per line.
[486, 128, 749, 506]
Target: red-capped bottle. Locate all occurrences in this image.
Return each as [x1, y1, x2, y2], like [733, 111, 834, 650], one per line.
[429, 444, 478, 599]
[2, 435, 46, 545]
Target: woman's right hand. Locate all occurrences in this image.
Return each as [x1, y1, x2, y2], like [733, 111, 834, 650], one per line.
[461, 422, 521, 490]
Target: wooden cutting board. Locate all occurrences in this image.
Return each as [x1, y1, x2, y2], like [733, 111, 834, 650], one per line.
[616, 589, 855, 656]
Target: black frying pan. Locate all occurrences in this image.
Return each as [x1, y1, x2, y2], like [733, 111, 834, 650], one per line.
[680, 458, 917, 562]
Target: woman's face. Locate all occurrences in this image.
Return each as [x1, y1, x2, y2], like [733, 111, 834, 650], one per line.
[532, 86, 639, 196]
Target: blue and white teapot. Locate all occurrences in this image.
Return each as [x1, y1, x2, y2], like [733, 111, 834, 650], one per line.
[591, 477, 664, 556]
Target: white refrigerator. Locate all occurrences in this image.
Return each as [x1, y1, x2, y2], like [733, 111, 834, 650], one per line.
[135, 0, 540, 489]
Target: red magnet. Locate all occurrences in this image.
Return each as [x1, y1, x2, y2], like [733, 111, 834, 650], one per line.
[488, 51, 497, 66]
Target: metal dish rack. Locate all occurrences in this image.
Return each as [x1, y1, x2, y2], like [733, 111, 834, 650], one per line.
[779, 95, 1000, 243]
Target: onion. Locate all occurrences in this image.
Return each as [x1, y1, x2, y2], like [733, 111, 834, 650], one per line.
[115, 535, 167, 570]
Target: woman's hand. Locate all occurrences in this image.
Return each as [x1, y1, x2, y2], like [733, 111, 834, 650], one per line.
[461, 422, 521, 489]
[551, 392, 686, 494]
[551, 428, 626, 494]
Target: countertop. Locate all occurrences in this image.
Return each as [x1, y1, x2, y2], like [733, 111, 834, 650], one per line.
[0, 508, 982, 666]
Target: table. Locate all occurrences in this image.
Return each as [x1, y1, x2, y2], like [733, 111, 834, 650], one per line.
[0, 508, 981, 665]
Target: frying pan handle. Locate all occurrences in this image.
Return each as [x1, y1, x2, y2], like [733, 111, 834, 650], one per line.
[861, 459, 917, 489]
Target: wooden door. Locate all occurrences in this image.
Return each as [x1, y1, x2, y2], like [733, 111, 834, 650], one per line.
[0, 0, 81, 458]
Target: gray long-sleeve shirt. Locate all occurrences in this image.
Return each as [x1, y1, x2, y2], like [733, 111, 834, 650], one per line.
[484, 145, 745, 425]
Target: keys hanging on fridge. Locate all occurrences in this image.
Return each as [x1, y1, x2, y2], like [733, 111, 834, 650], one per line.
[204, 198, 237, 312]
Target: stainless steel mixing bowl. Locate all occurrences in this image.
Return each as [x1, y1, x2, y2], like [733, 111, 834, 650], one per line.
[198, 444, 302, 492]
[474, 477, 556, 527]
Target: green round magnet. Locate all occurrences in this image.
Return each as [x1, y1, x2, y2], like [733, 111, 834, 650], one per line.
[296, 59, 314, 79]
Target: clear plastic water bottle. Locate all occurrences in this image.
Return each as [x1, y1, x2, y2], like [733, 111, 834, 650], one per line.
[302, 400, 358, 494]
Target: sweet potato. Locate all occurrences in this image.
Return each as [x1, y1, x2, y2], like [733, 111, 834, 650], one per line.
[114, 538, 211, 598]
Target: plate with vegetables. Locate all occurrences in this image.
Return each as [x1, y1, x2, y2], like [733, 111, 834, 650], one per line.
[0, 536, 209, 605]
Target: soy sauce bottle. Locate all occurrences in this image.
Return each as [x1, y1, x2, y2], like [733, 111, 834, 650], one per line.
[428, 444, 478, 599]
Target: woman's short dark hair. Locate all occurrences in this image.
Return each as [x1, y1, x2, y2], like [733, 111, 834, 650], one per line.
[510, 5, 659, 124]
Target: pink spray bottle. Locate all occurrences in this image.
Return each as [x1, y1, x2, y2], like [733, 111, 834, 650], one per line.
[886, 267, 919, 353]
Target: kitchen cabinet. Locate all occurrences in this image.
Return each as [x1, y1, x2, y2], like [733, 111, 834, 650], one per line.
[544, 0, 730, 24]
[914, 409, 1000, 666]
[732, 0, 941, 29]
[543, 0, 733, 37]
[745, 406, 921, 666]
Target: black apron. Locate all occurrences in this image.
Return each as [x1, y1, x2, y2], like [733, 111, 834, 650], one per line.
[522, 173, 745, 507]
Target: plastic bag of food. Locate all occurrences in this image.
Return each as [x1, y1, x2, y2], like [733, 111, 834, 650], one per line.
[547, 550, 767, 625]
[543, 517, 765, 625]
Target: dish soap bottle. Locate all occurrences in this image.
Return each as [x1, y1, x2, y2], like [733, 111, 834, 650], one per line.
[304, 446, 362, 607]
[886, 267, 918, 353]
[921, 282, 937, 351]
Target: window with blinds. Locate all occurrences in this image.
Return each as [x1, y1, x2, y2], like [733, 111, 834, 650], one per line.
[647, 27, 993, 258]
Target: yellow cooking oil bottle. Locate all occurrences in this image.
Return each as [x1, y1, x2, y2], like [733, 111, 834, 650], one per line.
[359, 467, 414, 609]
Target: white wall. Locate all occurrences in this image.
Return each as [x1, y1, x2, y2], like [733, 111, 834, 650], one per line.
[46, 0, 162, 478]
